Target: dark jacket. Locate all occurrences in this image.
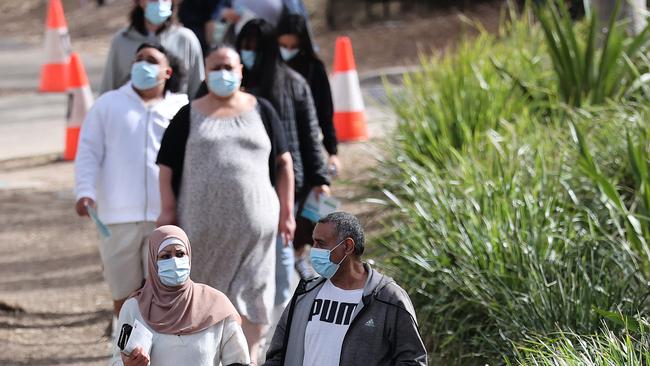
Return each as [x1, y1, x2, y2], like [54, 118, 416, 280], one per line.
[256, 66, 329, 197]
[264, 263, 428, 366]
[287, 55, 337, 155]
[178, 0, 227, 53]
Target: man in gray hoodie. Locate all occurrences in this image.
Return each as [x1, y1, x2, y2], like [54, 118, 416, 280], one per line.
[264, 212, 427, 366]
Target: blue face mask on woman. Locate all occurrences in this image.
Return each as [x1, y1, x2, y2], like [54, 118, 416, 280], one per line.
[208, 70, 241, 97]
[145, 1, 173, 25]
[279, 47, 299, 62]
[310, 240, 348, 279]
[240, 50, 256, 70]
[131, 61, 161, 90]
[158, 256, 190, 287]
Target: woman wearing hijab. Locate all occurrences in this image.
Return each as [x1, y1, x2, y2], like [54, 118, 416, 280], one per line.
[100, 0, 205, 97]
[110, 225, 250, 366]
[157, 46, 295, 362]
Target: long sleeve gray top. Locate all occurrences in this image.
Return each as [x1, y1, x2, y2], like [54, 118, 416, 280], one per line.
[100, 25, 205, 98]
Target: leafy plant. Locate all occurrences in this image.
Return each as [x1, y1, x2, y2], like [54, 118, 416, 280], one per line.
[534, 0, 650, 106]
[371, 2, 650, 364]
[508, 321, 650, 365]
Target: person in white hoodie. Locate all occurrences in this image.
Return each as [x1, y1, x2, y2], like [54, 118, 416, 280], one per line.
[74, 43, 189, 328]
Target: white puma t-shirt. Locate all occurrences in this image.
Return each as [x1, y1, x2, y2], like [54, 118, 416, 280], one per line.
[303, 280, 364, 366]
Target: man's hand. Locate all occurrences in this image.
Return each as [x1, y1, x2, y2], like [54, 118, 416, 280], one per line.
[75, 197, 95, 217]
[121, 346, 150, 366]
[311, 185, 331, 202]
[156, 208, 177, 227]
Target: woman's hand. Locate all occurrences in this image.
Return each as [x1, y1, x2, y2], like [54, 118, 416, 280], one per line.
[121, 346, 149, 366]
[328, 155, 342, 178]
[278, 211, 296, 247]
[156, 208, 177, 227]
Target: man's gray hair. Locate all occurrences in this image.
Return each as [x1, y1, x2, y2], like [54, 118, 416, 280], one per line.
[318, 212, 365, 256]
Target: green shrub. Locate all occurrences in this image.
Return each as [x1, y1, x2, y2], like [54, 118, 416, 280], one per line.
[376, 114, 648, 362]
[388, 6, 549, 168]
[534, 0, 650, 106]
[372, 1, 650, 364]
[507, 320, 650, 365]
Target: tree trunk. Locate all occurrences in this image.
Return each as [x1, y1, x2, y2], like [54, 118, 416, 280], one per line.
[591, 0, 647, 34]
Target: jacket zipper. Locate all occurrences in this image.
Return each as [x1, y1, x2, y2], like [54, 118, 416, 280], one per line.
[337, 279, 388, 365]
[337, 296, 372, 365]
[143, 108, 150, 222]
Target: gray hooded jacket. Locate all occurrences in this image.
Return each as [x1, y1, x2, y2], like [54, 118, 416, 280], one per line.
[100, 25, 205, 98]
[264, 263, 427, 366]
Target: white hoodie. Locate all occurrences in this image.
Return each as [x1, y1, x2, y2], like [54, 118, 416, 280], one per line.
[75, 83, 188, 225]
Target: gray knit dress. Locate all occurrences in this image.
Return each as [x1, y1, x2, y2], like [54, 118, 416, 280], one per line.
[178, 108, 279, 325]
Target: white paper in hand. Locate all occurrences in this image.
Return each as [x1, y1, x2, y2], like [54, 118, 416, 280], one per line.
[300, 192, 341, 223]
[124, 319, 153, 356]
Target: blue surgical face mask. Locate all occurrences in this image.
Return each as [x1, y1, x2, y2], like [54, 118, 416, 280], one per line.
[310, 240, 348, 279]
[157, 256, 190, 287]
[131, 61, 161, 90]
[240, 50, 256, 70]
[279, 47, 299, 62]
[145, 1, 172, 25]
[208, 70, 241, 97]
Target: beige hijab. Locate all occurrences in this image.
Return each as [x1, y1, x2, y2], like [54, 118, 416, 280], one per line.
[131, 225, 241, 335]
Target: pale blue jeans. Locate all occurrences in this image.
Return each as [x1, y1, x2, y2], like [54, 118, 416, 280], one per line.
[275, 235, 295, 306]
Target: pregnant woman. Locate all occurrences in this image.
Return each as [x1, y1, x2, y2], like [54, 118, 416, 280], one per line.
[156, 46, 294, 362]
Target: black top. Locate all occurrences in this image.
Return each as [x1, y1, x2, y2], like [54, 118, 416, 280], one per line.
[177, 0, 225, 53]
[287, 55, 337, 155]
[156, 98, 289, 198]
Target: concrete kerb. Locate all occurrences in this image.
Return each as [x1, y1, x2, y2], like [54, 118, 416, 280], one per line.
[0, 153, 63, 172]
[359, 65, 421, 87]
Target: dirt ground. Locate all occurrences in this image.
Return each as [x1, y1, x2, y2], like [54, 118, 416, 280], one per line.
[0, 0, 503, 364]
[0, 126, 390, 366]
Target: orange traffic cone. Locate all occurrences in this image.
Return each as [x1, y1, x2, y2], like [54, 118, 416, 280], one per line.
[331, 36, 368, 142]
[40, 0, 71, 92]
[63, 53, 94, 161]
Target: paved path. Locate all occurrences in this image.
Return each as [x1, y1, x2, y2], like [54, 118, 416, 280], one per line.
[0, 39, 104, 161]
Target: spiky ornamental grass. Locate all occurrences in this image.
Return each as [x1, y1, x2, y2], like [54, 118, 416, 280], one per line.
[508, 317, 650, 365]
[373, 1, 650, 364]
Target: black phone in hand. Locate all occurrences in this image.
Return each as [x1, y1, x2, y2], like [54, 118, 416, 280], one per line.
[117, 323, 133, 351]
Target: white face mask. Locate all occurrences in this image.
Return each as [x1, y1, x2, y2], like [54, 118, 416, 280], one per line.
[279, 46, 299, 61]
[157, 256, 190, 286]
[144, 1, 173, 25]
[310, 240, 347, 279]
[131, 61, 162, 90]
